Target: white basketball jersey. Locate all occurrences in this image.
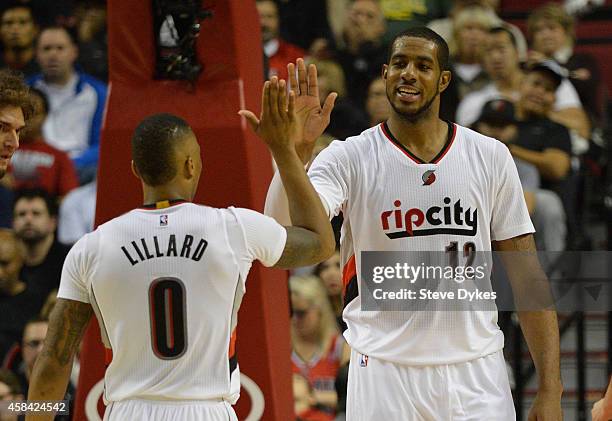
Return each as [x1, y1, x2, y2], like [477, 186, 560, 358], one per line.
[58, 201, 286, 403]
[308, 123, 534, 365]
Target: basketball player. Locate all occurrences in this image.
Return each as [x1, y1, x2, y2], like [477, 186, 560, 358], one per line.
[25, 79, 335, 420]
[250, 28, 563, 420]
[0, 70, 31, 179]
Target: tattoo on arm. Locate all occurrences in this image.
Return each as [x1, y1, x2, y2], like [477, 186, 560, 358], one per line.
[42, 299, 93, 366]
[274, 227, 322, 268]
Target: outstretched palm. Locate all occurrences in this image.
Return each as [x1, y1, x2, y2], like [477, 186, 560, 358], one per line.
[238, 59, 336, 164]
[288, 59, 337, 163]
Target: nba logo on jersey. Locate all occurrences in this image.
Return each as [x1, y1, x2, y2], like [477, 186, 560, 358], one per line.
[359, 354, 369, 367]
[160, 215, 168, 226]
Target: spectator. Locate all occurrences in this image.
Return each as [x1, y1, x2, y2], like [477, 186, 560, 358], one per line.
[0, 230, 42, 361]
[57, 178, 96, 244]
[9, 88, 78, 197]
[290, 276, 350, 419]
[439, 6, 497, 120]
[0, 369, 23, 421]
[508, 63, 571, 252]
[277, 0, 333, 54]
[380, 0, 451, 43]
[13, 317, 47, 395]
[336, 0, 388, 108]
[29, 25, 107, 183]
[256, 0, 306, 80]
[0, 3, 39, 77]
[365, 77, 391, 126]
[313, 250, 345, 331]
[12, 188, 71, 305]
[456, 26, 590, 142]
[473, 99, 538, 215]
[0, 68, 32, 181]
[76, 2, 107, 81]
[527, 3, 604, 126]
[428, 0, 528, 60]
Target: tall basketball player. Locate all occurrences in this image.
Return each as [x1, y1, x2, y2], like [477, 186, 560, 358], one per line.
[0, 70, 31, 180]
[254, 28, 563, 420]
[26, 78, 335, 420]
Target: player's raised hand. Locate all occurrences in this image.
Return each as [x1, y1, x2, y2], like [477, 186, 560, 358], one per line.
[239, 77, 300, 156]
[288, 58, 337, 163]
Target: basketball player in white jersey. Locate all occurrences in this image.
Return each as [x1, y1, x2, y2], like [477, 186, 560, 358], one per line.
[247, 27, 563, 420]
[25, 79, 336, 420]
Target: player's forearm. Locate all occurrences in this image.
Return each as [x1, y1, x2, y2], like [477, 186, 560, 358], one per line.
[272, 149, 334, 259]
[264, 169, 292, 225]
[517, 310, 563, 393]
[25, 355, 73, 421]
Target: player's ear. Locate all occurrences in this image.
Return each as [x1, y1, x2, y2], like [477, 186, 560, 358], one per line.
[184, 156, 195, 179]
[131, 160, 141, 180]
[438, 70, 451, 93]
[382, 64, 388, 80]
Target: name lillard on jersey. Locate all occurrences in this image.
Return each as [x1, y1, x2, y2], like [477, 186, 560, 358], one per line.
[381, 197, 477, 239]
[120, 234, 208, 266]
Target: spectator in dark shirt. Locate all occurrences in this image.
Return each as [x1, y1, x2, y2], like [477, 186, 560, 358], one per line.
[277, 0, 333, 53]
[508, 62, 572, 253]
[0, 230, 42, 362]
[336, 0, 388, 108]
[12, 188, 71, 305]
[13, 318, 47, 396]
[510, 61, 572, 187]
[256, 0, 306, 80]
[0, 3, 39, 77]
[8, 88, 78, 197]
[527, 3, 604, 127]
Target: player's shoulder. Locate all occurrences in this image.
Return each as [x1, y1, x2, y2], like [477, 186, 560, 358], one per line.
[322, 125, 383, 156]
[454, 124, 507, 156]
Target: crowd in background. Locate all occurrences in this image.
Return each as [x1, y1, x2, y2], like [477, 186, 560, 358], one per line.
[0, 0, 609, 420]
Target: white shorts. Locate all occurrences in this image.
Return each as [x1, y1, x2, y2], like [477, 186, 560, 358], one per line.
[346, 349, 515, 421]
[103, 398, 238, 421]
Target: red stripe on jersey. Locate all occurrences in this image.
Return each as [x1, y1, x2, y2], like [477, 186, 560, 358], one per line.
[228, 329, 237, 358]
[104, 348, 113, 366]
[166, 288, 175, 349]
[342, 255, 356, 297]
[432, 123, 457, 164]
[380, 122, 457, 164]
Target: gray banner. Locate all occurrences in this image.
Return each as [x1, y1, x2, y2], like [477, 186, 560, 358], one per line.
[360, 251, 611, 311]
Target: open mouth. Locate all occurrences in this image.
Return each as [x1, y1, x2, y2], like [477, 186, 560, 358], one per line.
[397, 86, 420, 101]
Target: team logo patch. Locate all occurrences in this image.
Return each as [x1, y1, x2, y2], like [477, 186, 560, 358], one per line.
[160, 215, 168, 226]
[422, 169, 436, 186]
[359, 354, 369, 367]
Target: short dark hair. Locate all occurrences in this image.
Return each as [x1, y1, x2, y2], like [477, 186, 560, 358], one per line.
[387, 27, 450, 72]
[37, 25, 78, 46]
[13, 188, 58, 217]
[131, 113, 193, 186]
[489, 26, 517, 48]
[1, 2, 36, 24]
[0, 69, 33, 121]
[29, 87, 49, 115]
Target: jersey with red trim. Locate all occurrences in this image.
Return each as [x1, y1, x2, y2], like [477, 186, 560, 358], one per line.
[307, 123, 534, 365]
[57, 202, 286, 403]
[291, 334, 345, 395]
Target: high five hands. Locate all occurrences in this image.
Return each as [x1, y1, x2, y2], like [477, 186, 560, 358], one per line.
[239, 58, 337, 163]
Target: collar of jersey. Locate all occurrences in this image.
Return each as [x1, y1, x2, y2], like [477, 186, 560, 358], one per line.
[380, 121, 456, 165]
[139, 199, 189, 210]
